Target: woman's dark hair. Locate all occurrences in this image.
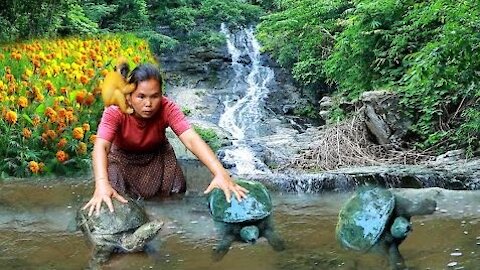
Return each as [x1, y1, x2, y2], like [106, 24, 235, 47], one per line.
[128, 63, 163, 88]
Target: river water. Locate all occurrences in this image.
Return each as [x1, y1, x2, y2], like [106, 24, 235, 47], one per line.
[1, 161, 478, 270]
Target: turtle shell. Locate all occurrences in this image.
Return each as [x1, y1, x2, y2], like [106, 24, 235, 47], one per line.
[208, 180, 272, 223]
[77, 199, 149, 235]
[335, 187, 395, 251]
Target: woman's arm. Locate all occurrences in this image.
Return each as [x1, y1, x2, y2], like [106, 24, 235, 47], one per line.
[83, 137, 127, 215]
[178, 128, 248, 202]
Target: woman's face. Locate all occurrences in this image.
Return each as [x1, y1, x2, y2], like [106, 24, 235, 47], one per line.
[128, 78, 162, 118]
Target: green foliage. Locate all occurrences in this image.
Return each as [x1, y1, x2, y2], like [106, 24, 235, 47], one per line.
[150, 0, 264, 50]
[194, 125, 222, 153]
[0, 0, 65, 42]
[136, 30, 179, 52]
[327, 106, 347, 125]
[259, 0, 480, 153]
[293, 103, 318, 119]
[181, 106, 192, 116]
[60, 2, 99, 35]
[98, 0, 150, 31]
[257, 0, 351, 92]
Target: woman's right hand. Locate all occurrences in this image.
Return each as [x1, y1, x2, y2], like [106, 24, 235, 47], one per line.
[82, 179, 128, 216]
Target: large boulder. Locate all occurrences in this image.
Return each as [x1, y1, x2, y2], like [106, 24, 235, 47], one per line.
[359, 90, 411, 145]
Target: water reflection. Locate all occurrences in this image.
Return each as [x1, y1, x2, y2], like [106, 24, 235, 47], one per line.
[0, 163, 478, 269]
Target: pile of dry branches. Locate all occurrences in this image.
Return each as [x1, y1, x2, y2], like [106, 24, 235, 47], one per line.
[289, 115, 435, 171]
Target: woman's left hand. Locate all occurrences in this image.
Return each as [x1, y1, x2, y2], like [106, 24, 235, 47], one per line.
[204, 172, 248, 202]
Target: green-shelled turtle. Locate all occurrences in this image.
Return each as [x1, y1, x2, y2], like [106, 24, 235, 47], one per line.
[207, 180, 285, 260]
[336, 187, 436, 269]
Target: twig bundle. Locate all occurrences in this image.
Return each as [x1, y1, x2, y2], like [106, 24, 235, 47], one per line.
[289, 115, 434, 171]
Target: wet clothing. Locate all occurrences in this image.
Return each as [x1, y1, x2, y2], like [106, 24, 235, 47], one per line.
[107, 143, 186, 199]
[97, 97, 191, 199]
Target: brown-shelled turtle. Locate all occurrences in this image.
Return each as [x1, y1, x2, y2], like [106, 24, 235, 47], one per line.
[207, 179, 285, 260]
[336, 186, 437, 269]
[76, 198, 163, 267]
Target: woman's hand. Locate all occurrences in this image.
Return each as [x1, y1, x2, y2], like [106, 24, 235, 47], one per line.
[178, 128, 248, 202]
[82, 179, 128, 216]
[204, 171, 248, 202]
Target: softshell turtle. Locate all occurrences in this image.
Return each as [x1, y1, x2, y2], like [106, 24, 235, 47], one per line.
[208, 180, 285, 260]
[336, 187, 436, 269]
[77, 198, 163, 266]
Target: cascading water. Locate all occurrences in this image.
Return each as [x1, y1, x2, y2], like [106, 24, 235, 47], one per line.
[218, 24, 274, 176]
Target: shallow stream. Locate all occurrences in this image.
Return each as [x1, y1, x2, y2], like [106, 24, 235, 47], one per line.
[0, 161, 478, 270]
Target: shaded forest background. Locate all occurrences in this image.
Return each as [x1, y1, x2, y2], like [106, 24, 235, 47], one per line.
[1, 0, 478, 155]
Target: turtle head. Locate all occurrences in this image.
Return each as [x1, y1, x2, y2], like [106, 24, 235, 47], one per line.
[240, 225, 260, 244]
[390, 216, 411, 239]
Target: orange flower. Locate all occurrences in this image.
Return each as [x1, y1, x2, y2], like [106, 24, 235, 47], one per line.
[57, 138, 68, 148]
[45, 80, 54, 91]
[89, 134, 97, 144]
[45, 107, 57, 122]
[22, 128, 32, 139]
[72, 127, 84, 140]
[56, 150, 69, 163]
[57, 108, 66, 119]
[32, 115, 41, 126]
[82, 123, 90, 131]
[5, 110, 17, 124]
[41, 132, 48, 144]
[65, 110, 75, 122]
[35, 92, 45, 102]
[84, 93, 95, 106]
[75, 90, 86, 103]
[79, 75, 89, 85]
[46, 129, 57, 140]
[17, 96, 28, 108]
[29, 161, 40, 174]
[77, 142, 87, 155]
[133, 55, 141, 64]
[56, 122, 67, 133]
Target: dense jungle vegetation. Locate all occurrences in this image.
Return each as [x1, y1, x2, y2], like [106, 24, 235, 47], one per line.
[0, 0, 478, 177]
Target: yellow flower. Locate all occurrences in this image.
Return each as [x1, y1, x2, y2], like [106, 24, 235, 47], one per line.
[89, 134, 97, 144]
[45, 107, 57, 122]
[24, 69, 33, 78]
[18, 96, 28, 108]
[72, 127, 84, 140]
[77, 142, 87, 155]
[5, 110, 17, 124]
[82, 123, 90, 131]
[32, 115, 41, 127]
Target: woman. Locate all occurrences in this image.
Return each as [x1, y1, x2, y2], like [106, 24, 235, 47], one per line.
[83, 63, 247, 216]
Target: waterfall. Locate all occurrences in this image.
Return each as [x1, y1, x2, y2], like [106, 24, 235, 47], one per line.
[218, 24, 274, 176]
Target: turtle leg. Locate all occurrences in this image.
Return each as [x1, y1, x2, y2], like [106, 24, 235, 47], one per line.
[89, 245, 115, 268]
[387, 243, 406, 270]
[212, 223, 235, 262]
[262, 216, 285, 251]
[121, 220, 164, 252]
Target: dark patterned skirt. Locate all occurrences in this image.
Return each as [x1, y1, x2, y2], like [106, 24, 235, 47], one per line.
[107, 142, 186, 199]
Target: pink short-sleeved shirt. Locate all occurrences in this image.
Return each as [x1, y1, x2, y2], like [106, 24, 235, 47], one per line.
[97, 96, 191, 152]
